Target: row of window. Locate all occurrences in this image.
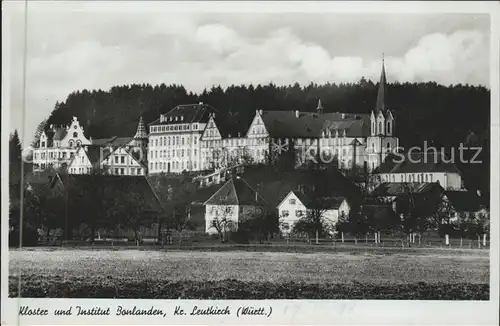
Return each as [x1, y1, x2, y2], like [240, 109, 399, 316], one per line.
[371, 121, 393, 135]
[281, 210, 305, 218]
[151, 135, 198, 147]
[381, 173, 434, 183]
[150, 123, 198, 133]
[150, 161, 196, 172]
[34, 151, 75, 160]
[150, 148, 197, 159]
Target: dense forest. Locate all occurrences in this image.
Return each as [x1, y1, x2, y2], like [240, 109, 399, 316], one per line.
[40, 80, 490, 195]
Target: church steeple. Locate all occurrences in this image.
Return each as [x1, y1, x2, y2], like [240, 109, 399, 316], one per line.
[316, 98, 324, 114]
[134, 116, 148, 139]
[375, 54, 387, 113]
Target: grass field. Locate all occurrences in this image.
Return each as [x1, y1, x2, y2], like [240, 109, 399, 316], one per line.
[9, 247, 490, 299]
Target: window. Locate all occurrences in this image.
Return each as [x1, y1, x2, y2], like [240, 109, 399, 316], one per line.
[378, 122, 382, 133]
[73, 132, 78, 138]
[155, 162, 158, 170]
[120, 168, 124, 175]
[155, 139, 158, 146]
[430, 174, 433, 182]
[115, 156, 119, 163]
[120, 156, 125, 164]
[41, 141, 46, 148]
[386, 143, 391, 152]
[295, 210, 303, 217]
[289, 199, 296, 205]
[282, 210, 289, 217]
[387, 122, 392, 134]
[69, 140, 74, 147]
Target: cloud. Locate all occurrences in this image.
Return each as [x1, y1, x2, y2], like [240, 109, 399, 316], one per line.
[5, 10, 490, 144]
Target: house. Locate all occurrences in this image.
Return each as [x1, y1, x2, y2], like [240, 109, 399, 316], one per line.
[441, 190, 488, 222]
[32, 116, 92, 172]
[277, 190, 350, 235]
[372, 151, 464, 190]
[203, 176, 266, 234]
[67, 117, 148, 176]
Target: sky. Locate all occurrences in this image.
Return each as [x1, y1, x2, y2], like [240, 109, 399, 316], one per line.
[4, 2, 491, 145]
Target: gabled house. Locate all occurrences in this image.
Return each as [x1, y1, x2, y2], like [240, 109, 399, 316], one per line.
[67, 145, 109, 175]
[277, 190, 350, 234]
[203, 176, 266, 234]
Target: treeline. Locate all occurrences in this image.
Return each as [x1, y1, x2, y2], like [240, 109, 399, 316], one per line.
[44, 81, 490, 149]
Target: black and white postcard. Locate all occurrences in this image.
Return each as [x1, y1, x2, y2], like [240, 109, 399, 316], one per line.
[2, 1, 499, 325]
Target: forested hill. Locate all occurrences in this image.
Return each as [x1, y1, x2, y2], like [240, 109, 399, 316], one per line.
[44, 81, 490, 149]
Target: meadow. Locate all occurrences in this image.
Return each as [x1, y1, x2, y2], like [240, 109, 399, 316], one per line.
[9, 247, 490, 299]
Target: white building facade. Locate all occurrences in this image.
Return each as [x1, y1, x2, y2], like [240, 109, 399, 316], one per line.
[277, 191, 350, 235]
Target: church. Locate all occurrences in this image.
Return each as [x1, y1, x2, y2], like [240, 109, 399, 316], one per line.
[33, 59, 397, 176]
[147, 59, 397, 174]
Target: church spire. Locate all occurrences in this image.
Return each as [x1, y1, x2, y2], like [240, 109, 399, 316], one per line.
[316, 98, 324, 114]
[134, 116, 148, 139]
[375, 54, 387, 113]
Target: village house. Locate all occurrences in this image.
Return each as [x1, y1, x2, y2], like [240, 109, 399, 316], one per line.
[33, 116, 149, 176]
[277, 190, 350, 235]
[440, 190, 488, 223]
[372, 151, 465, 191]
[203, 176, 266, 234]
[32, 116, 92, 172]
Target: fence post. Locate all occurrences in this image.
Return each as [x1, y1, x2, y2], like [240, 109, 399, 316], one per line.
[374, 232, 378, 244]
[365, 233, 368, 244]
[341, 232, 344, 243]
[478, 235, 481, 249]
[460, 237, 463, 248]
[315, 230, 319, 245]
[445, 234, 449, 246]
[483, 234, 487, 247]
[354, 237, 358, 245]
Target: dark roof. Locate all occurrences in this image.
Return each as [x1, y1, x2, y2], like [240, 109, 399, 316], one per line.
[92, 136, 132, 147]
[292, 191, 346, 209]
[52, 128, 67, 141]
[55, 173, 163, 213]
[149, 103, 219, 126]
[376, 151, 463, 175]
[371, 182, 444, 197]
[362, 204, 396, 218]
[204, 177, 265, 206]
[259, 110, 370, 138]
[373, 153, 400, 173]
[445, 191, 484, 212]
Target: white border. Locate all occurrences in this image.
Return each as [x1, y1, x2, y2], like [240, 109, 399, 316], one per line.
[2, 1, 499, 325]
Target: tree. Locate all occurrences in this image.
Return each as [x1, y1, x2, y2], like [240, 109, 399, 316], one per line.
[166, 181, 198, 244]
[209, 206, 236, 243]
[238, 208, 279, 243]
[111, 187, 155, 246]
[31, 118, 48, 147]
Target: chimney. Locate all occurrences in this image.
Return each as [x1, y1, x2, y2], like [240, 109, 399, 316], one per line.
[258, 109, 263, 115]
[199, 101, 203, 105]
[255, 191, 258, 202]
[295, 110, 300, 118]
[477, 189, 481, 197]
[341, 113, 345, 119]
